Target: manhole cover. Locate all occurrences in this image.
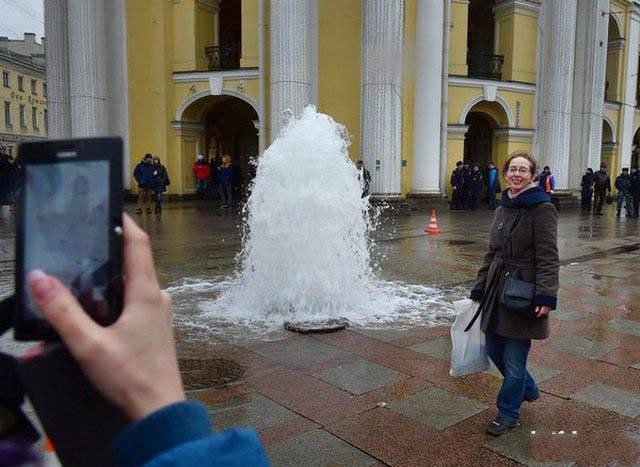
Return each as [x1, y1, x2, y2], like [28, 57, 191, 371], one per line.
[179, 358, 244, 390]
[446, 240, 476, 246]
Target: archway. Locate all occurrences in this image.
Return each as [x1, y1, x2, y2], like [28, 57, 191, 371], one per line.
[606, 15, 623, 102]
[601, 119, 616, 171]
[177, 93, 259, 196]
[632, 127, 640, 169]
[463, 100, 509, 170]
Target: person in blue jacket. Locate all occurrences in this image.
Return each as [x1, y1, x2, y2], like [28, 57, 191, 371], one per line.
[486, 161, 501, 210]
[26, 214, 269, 467]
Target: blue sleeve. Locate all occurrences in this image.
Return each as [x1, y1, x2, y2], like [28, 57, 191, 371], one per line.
[114, 401, 269, 467]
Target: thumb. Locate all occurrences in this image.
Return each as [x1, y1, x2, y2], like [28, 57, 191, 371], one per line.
[28, 270, 102, 356]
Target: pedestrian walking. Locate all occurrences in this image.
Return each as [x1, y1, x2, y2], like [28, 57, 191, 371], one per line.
[192, 154, 211, 199]
[357, 160, 372, 198]
[0, 151, 13, 206]
[537, 166, 555, 194]
[462, 161, 472, 209]
[470, 151, 558, 436]
[593, 163, 611, 215]
[580, 168, 594, 212]
[450, 161, 465, 210]
[218, 155, 237, 209]
[152, 156, 170, 215]
[469, 163, 483, 210]
[630, 165, 640, 218]
[486, 162, 501, 210]
[614, 168, 633, 217]
[133, 154, 156, 214]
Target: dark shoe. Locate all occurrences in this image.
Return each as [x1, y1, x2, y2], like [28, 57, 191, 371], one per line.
[616, 211, 621, 217]
[523, 390, 540, 403]
[486, 417, 520, 436]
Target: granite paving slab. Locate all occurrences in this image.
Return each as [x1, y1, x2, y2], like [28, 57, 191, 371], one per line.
[486, 361, 561, 383]
[551, 309, 590, 322]
[313, 360, 408, 395]
[484, 426, 575, 467]
[388, 386, 488, 431]
[604, 318, 640, 337]
[268, 429, 377, 467]
[572, 383, 640, 418]
[353, 327, 428, 343]
[550, 334, 619, 359]
[632, 362, 640, 370]
[579, 295, 626, 307]
[209, 392, 300, 432]
[252, 336, 356, 370]
[408, 336, 451, 360]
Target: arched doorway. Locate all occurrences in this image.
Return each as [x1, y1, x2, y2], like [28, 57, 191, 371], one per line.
[632, 127, 640, 169]
[606, 15, 623, 102]
[601, 119, 616, 171]
[177, 93, 259, 196]
[464, 112, 496, 168]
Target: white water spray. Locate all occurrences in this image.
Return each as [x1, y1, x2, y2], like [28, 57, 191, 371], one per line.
[170, 106, 456, 335]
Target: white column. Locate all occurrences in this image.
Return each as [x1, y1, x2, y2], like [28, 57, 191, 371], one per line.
[536, 0, 577, 190]
[569, 0, 608, 189]
[67, 0, 108, 137]
[44, 0, 71, 138]
[411, 0, 443, 195]
[269, 0, 314, 141]
[619, 4, 640, 170]
[360, 0, 404, 198]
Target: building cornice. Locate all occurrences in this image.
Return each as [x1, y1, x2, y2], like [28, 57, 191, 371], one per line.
[171, 121, 205, 131]
[493, 0, 540, 19]
[195, 0, 220, 15]
[608, 38, 626, 50]
[448, 76, 536, 94]
[173, 69, 259, 83]
[447, 124, 469, 135]
[494, 128, 535, 138]
[605, 101, 622, 111]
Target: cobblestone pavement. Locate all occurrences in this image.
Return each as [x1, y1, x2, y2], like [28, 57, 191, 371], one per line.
[1, 202, 640, 465]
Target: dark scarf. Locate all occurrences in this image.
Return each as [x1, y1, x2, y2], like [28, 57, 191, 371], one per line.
[500, 185, 551, 209]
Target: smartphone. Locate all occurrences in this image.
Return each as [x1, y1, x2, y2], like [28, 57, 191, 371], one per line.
[13, 138, 124, 341]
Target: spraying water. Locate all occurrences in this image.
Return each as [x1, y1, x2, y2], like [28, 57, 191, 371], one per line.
[170, 106, 457, 337]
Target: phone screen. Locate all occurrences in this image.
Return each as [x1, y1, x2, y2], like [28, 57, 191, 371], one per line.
[22, 160, 111, 323]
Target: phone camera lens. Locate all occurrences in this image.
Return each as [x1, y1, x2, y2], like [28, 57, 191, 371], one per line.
[114, 226, 123, 235]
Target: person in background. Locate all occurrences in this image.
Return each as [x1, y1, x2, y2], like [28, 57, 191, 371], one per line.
[218, 155, 237, 209]
[630, 165, 640, 218]
[192, 155, 211, 199]
[133, 154, 156, 214]
[469, 163, 484, 210]
[537, 166, 555, 194]
[461, 161, 472, 209]
[593, 163, 611, 215]
[26, 215, 269, 466]
[580, 168, 595, 212]
[152, 156, 170, 215]
[450, 161, 465, 210]
[486, 162, 501, 210]
[614, 167, 633, 217]
[357, 160, 372, 198]
[470, 151, 558, 436]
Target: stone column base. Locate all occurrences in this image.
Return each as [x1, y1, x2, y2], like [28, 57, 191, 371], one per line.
[550, 191, 579, 210]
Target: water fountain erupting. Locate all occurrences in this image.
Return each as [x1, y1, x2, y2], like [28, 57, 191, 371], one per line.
[170, 106, 455, 339]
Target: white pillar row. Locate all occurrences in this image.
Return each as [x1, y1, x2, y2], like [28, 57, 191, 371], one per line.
[536, 0, 577, 190]
[569, 0, 608, 189]
[269, 0, 315, 141]
[410, 0, 444, 195]
[618, 4, 640, 171]
[44, 0, 71, 139]
[360, 0, 404, 198]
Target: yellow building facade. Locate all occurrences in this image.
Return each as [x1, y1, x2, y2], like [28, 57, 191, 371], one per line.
[46, 0, 640, 199]
[0, 35, 47, 157]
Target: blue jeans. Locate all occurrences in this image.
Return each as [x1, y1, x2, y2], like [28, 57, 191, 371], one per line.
[485, 331, 538, 424]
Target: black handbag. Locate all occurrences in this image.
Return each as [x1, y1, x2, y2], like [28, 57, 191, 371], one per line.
[499, 209, 535, 313]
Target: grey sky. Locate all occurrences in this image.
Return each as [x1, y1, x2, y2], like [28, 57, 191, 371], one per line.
[0, 0, 44, 42]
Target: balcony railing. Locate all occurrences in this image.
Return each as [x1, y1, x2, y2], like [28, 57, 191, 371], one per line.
[205, 43, 240, 71]
[467, 50, 504, 80]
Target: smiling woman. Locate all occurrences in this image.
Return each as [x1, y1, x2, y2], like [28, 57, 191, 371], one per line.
[469, 150, 559, 436]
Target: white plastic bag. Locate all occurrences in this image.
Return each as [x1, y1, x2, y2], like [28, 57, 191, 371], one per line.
[449, 299, 490, 377]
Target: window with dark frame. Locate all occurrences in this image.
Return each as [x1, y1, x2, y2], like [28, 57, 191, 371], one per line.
[18, 76, 24, 92]
[32, 106, 38, 129]
[19, 104, 26, 127]
[44, 108, 48, 131]
[2, 71, 9, 88]
[4, 102, 11, 127]
[43, 82, 47, 97]
[31, 79, 37, 95]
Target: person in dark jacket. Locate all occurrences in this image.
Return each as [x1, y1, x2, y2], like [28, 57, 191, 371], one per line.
[218, 154, 237, 209]
[629, 165, 640, 218]
[0, 151, 14, 206]
[357, 160, 372, 198]
[486, 162, 501, 210]
[580, 168, 595, 212]
[461, 161, 472, 209]
[615, 167, 633, 217]
[470, 151, 559, 436]
[152, 156, 170, 215]
[593, 163, 611, 215]
[25, 215, 269, 466]
[133, 154, 156, 214]
[450, 161, 465, 210]
[469, 163, 483, 210]
[537, 166, 555, 194]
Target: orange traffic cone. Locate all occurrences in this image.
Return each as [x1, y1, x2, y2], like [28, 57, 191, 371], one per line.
[425, 209, 440, 234]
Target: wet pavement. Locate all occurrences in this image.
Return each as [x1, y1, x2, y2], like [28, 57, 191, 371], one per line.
[1, 201, 640, 465]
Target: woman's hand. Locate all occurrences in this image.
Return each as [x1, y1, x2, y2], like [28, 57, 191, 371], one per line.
[535, 305, 551, 318]
[27, 214, 185, 421]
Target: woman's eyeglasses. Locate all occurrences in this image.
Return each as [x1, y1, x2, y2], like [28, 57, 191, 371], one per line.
[507, 166, 530, 175]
